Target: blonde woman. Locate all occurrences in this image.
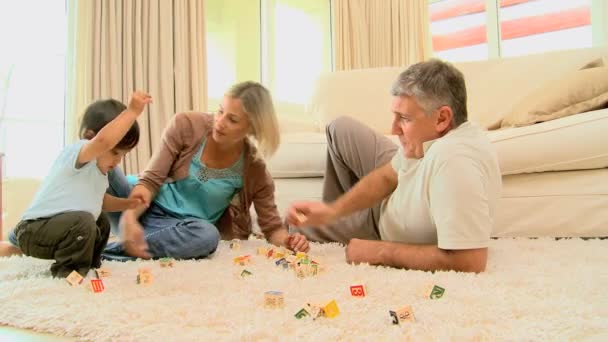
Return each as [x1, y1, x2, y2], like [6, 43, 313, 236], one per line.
[103, 81, 309, 260]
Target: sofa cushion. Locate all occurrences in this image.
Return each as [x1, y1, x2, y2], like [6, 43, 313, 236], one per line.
[266, 133, 327, 178]
[489, 109, 608, 175]
[500, 66, 608, 128]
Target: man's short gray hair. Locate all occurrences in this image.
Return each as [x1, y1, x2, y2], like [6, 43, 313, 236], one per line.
[391, 59, 468, 127]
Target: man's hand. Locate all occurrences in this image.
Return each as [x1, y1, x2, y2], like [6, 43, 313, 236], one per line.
[127, 91, 152, 115]
[345, 238, 383, 265]
[286, 201, 338, 227]
[121, 214, 151, 259]
[286, 233, 310, 253]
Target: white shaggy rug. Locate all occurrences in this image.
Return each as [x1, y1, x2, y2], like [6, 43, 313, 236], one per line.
[1, 238, 608, 341]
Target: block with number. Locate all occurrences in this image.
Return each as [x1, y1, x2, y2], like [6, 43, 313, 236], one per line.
[90, 279, 105, 293]
[264, 291, 284, 309]
[137, 268, 153, 285]
[323, 300, 340, 318]
[350, 284, 366, 297]
[95, 268, 111, 278]
[389, 305, 415, 324]
[159, 257, 174, 268]
[66, 270, 84, 286]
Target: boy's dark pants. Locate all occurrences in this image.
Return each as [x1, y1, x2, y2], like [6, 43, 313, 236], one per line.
[13, 212, 110, 278]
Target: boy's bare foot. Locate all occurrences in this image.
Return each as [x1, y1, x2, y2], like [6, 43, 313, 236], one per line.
[0, 241, 23, 257]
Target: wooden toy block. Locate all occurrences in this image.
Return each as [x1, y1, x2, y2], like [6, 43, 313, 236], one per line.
[275, 258, 287, 266]
[390, 305, 415, 324]
[323, 300, 340, 318]
[66, 270, 84, 286]
[306, 303, 324, 319]
[350, 284, 366, 297]
[257, 247, 269, 256]
[233, 255, 252, 266]
[264, 291, 284, 309]
[95, 268, 111, 278]
[299, 258, 310, 265]
[274, 252, 285, 259]
[295, 212, 307, 223]
[229, 239, 241, 250]
[266, 249, 274, 258]
[285, 255, 297, 263]
[295, 252, 307, 259]
[159, 257, 174, 268]
[90, 279, 105, 293]
[137, 268, 153, 285]
[240, 269, 252, 277]
[294, 308, 310, 319]
[429, 285, 445, 299]
[295, 264, 307, 278]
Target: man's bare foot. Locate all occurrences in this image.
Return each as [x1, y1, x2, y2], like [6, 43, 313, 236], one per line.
[0, 241, 22, 257]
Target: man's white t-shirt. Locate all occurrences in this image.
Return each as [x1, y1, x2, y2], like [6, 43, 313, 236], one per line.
[378, 122, 502, 250]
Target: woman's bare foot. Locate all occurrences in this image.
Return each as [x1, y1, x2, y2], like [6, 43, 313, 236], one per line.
[0, 241, 22, 257]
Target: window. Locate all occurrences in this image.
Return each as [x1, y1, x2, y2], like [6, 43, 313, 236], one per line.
[206, 0, 331, 120]
[499, 0, 592, 57]
[430, 0, 593, 61]
[430, 0, 489, 61]
[0, 0, 66, 179]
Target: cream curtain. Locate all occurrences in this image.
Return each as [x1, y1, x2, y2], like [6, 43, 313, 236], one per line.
[332, 0, 431, 71]
[66, 0, 208, 174]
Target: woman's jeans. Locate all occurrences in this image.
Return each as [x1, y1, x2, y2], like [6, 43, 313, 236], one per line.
[102, 168, 220, 261]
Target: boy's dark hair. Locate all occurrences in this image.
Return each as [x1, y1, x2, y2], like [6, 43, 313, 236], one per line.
[78, 99, 140, 150]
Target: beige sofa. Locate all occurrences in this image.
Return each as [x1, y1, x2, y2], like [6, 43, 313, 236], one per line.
[268, 46, 608, 238]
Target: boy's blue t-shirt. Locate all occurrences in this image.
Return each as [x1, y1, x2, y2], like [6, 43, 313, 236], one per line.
[20, 139, 109, 221]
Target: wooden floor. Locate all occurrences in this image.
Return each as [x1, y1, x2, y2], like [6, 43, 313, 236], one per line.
[0, 326, 72, 341]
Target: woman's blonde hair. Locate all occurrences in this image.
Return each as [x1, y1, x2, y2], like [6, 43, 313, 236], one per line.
[226, 81, 280, 159]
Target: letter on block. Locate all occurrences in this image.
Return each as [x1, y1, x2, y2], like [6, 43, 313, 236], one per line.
[294, 308, 310, 319]
[429, 285, 445, 299]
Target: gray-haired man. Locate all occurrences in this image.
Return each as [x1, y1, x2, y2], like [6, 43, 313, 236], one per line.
[288, 59, 501, 273]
